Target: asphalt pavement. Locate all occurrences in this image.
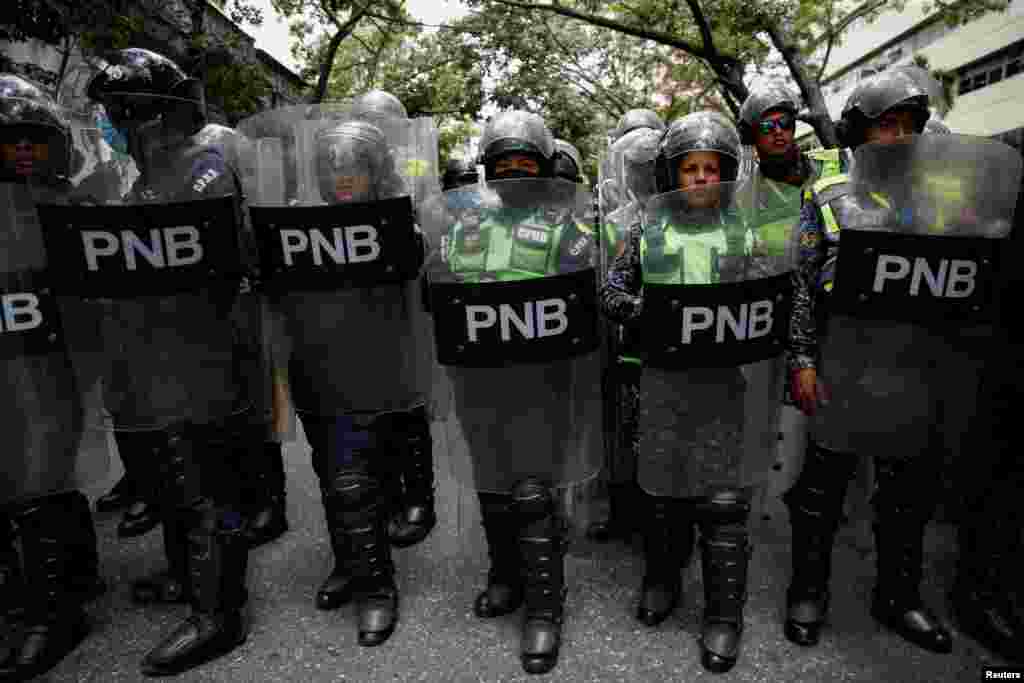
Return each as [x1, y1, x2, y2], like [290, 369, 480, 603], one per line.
[6, 418, 1015, 683]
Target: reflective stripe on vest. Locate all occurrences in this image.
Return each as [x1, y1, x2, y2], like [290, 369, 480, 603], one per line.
[806, 148, 843, 181]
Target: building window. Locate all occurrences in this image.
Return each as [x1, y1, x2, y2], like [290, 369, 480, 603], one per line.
[957, 39, 1024, 95]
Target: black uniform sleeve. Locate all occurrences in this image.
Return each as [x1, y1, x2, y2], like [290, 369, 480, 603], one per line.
[786, 200, 826, 373]
[600, 220, 644, 325]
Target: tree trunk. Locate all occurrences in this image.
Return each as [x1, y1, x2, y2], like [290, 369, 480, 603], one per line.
[313, 28, 347, 104]
[765, 20, 839, 149]
[188, 0, 208, 119]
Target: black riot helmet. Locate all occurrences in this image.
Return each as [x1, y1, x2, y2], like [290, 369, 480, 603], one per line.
[553, 139, 584, 184]
[314, 119, 406, 204]
[654, 111, 741, 195]
[613, 109, 665, 141]
[86, 48, 205, 137]
[478, 110, 555, 180]
[442, 157, 478, 190]
[837, 68, 931, 149]
[0, 73, 79, 184]
[351, 89, 408, 120]
[738, 83, 799, 145]
[616, 127, 661, 203]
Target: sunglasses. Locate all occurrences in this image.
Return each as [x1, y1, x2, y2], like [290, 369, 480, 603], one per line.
[758, 113, 796, 134]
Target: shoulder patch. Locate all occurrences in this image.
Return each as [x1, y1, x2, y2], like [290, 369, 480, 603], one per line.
[189, 152, 228, 195]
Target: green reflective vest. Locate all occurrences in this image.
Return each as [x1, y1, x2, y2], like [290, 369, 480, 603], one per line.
[445, 207, 591, 282]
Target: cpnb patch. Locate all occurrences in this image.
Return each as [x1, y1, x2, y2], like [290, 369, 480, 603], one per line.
[515, 224, 550, 246]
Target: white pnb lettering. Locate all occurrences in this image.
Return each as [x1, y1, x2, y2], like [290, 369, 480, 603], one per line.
[0, 293, 43, 333]
[81, 227, 204, 271]
[682, 300, 774, 344]
[465, 298, 569, 342]
[280, 226, 380, 266]
[872, 255, 977, 299]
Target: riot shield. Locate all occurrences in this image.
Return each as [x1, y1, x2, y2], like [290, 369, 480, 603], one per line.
[240, 106, 435, 420]
[635, 184, 791, 499]
[735, 169, 807, 507]
[34, 96, 252, 432]
[809, 134, 1021, 456]
[423, 178, 603, 494]
[1, 103, 109, 502]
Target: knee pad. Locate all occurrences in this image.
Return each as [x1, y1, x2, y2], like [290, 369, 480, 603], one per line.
[511, 477, 555, 521]
[694, 488, 751, 526]
[330, 470, 381, 511]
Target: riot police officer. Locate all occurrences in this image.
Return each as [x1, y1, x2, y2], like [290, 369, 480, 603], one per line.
[80, 48, 258, 675]
[590, 125, 661, 547]
[735, 83, 854, 526]
[926, 116, 1024, 662]
[424, 110, 601, 674]
[346, 90, 439, 550]
[0, 73, 106, 680]
[601, 111, 770, 674]
[241, 102, 439, 644]
[591, 111, 665, 546]
[737, 83, 848, 208]
[783, 68, 959, 653]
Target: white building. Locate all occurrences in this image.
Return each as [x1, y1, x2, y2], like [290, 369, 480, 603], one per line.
[796, 0, 1024, 151]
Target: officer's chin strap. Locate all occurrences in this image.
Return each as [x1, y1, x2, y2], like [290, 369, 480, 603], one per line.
[758, 148, 803, 184]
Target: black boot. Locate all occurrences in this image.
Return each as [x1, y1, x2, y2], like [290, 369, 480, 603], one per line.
[113, 431, 163, 538]
[870, 458, 952, 654]
[951, 503, 1024, 661]
[513, 478, 567, 676]
[65, 491, 105, 603]
[140, 505, 249, 676]
[474, 492, 524, 619]
[243, 441, 289, 548]
[133, 437, 192, 605]
[0, 514, 23, 621]
[0, 494, 91, 681]
[696, 491, 752, 674]
[637, 495, 694, 626]
[305, 418, 356, 611]
[327, 470, 398, 647]
[783, 443, 858, 647]
[387, 407, 437, 548]
[315, 487, 355, 611]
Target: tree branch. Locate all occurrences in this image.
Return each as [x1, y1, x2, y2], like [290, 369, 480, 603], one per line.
[311, 4, 370, 103]
[362, 9, 487, 35]
[486, 0, 709, 57]
[683, 0, 716, 56]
